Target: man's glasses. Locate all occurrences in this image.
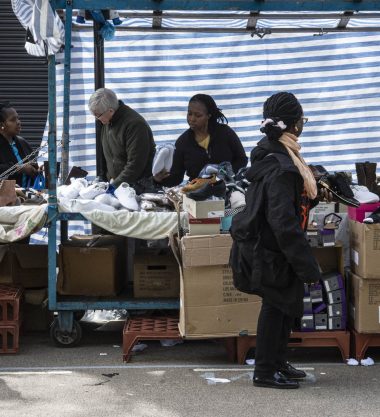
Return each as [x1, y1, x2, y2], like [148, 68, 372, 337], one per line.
[301, 117, 308, 124]
[94, 109, 109, 120]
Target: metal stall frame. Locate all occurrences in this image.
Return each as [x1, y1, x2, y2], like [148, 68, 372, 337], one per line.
[47, 0, 380, 346]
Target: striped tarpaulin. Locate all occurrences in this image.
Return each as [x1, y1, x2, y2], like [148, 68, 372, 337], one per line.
[32, 15, 380, 241]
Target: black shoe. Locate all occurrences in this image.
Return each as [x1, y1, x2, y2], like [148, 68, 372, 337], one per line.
[253, 372, 299, 389]
[318, 175, 360, 207]
[278, 362, 307, 379]
[187, 179, 226, 201]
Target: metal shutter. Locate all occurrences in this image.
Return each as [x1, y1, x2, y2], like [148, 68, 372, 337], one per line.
[0, 1, 48, 149]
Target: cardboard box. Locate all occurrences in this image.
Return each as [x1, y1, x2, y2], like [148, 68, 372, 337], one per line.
[182, 194, 225, 219]
[23, 288, 54, 332]
[348, 202, 380, 223]
[349, 220, 380, 278]
[133, 252, 180, 298]
[311, 245, 344, 276]
[179, 264, 261, 338]
[0, 244, 48, 288]
[188, 216, 221, 236]
[57, 235, 126, 296]
[349, 272, 380, 333]
[180, 234, 232, 268]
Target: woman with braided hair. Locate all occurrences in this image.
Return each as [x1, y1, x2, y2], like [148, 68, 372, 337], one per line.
[154, 94, 247, 186]
[243, 92, 323, 389]
[0, 102, 38, 187]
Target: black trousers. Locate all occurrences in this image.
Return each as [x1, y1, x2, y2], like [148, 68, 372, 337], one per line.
[254, 301, 294, 378]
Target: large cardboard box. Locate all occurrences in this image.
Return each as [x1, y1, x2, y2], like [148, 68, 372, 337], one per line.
[182, 194, 225, 219]
[57, 235, 126, 296]
[178, 234, 261, 338]
[179, 264, 261, 338]
[133, 252, 180, 298]
[0, 244, 48, 288]
[181, 234, 232, 267]
[349, 220, 380, 278]
[349, 272, 380, 333]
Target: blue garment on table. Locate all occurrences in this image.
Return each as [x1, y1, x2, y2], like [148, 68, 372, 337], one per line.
[10, 141, 27, 188]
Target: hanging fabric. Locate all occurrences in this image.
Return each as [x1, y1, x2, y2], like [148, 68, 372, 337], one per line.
[11, 0, 65, 57]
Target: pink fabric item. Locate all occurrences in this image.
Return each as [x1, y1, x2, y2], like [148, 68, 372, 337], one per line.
[348, 202, 380, 222]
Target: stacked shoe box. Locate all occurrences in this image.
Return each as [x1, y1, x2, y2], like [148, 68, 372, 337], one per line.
[183, 195, 225, 236]
[0, 284, 23, 353]
[301, 273, 346, 331]
[300, 246, 346, 331]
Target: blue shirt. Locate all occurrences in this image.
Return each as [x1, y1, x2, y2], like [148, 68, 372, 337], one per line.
[10, 141, 27, 188]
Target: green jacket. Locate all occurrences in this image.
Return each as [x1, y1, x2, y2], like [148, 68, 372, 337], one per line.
[101, 101, 155, 187]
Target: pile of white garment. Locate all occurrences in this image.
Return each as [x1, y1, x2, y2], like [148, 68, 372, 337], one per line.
[57, 178, 174, 213]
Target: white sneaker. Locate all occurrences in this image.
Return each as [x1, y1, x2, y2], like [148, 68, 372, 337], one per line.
[350, 185, 379, 204]
[94, 193, 122, 209]
[60, 178, 88, 199]
[114, 183, 139, 211]
[79, 182, 108, 199]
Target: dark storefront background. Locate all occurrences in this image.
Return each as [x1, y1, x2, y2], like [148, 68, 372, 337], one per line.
[0, 0, 48, 149]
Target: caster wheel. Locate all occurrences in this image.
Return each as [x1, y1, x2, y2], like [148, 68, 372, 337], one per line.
[50, 318, 82, 347]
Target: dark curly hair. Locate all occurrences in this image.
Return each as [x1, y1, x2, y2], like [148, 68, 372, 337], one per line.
[0, 101, 12, 123]
[260, 92, 303, 140]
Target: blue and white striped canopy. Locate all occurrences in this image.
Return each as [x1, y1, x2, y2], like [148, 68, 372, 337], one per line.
[43, 16, 380, 178]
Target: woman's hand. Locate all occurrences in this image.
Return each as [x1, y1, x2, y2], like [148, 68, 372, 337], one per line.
[153, 169, 170, 183]
[20, 163, 38, 177]
[318, 186, 333, 202]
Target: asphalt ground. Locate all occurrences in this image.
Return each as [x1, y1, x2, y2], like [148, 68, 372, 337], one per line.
[1, 321, 380, 417]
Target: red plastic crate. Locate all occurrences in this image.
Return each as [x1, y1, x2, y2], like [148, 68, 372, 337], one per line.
[0, 324, 20, 354]
[0, 285, 23, 324]
[123, 316, 181, 362]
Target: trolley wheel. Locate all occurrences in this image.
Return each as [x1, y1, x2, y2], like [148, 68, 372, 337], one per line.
[50, 318, 82, 347]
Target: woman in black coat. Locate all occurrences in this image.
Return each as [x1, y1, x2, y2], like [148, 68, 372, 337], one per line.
[154, 94, 247, 186]
[0, 102, 38, 187]
[245, 92, 322, 389]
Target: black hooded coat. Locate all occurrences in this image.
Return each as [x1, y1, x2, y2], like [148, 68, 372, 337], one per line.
[231, 137, 321, 317]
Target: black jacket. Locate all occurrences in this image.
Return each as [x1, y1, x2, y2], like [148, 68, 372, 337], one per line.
[243, 137, 321, 317]
[161, 123, 248, 187]
[100, 101, 156, 188]
[0, 134, 36, 186]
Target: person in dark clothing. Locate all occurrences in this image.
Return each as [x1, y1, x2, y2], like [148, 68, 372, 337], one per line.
[88, 88, 155, 190]
[153, 94, 247, 186]
[0, 102, 38, 187]
[246, 92, 323, 389]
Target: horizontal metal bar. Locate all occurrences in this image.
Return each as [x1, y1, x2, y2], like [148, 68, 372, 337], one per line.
[52, 300, 180, 310]
[51, 1, 380, 12]
[120, 12, 380, 20]
[95, 26, 380, 33]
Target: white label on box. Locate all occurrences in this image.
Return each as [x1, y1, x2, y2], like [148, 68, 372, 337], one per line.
[323, 242, 335, 247]
[208, 210, 224, 218]
[351, 249, 359, 266]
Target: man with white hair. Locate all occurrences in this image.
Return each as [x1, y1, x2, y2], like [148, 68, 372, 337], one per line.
[88, 88, 155, 192]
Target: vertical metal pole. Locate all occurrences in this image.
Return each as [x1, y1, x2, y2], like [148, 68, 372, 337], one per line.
[60, 1, 73, 243]
[61, 0, 72, 184]
[47, 53, 57, 311]
[94, 20, 105, 176]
